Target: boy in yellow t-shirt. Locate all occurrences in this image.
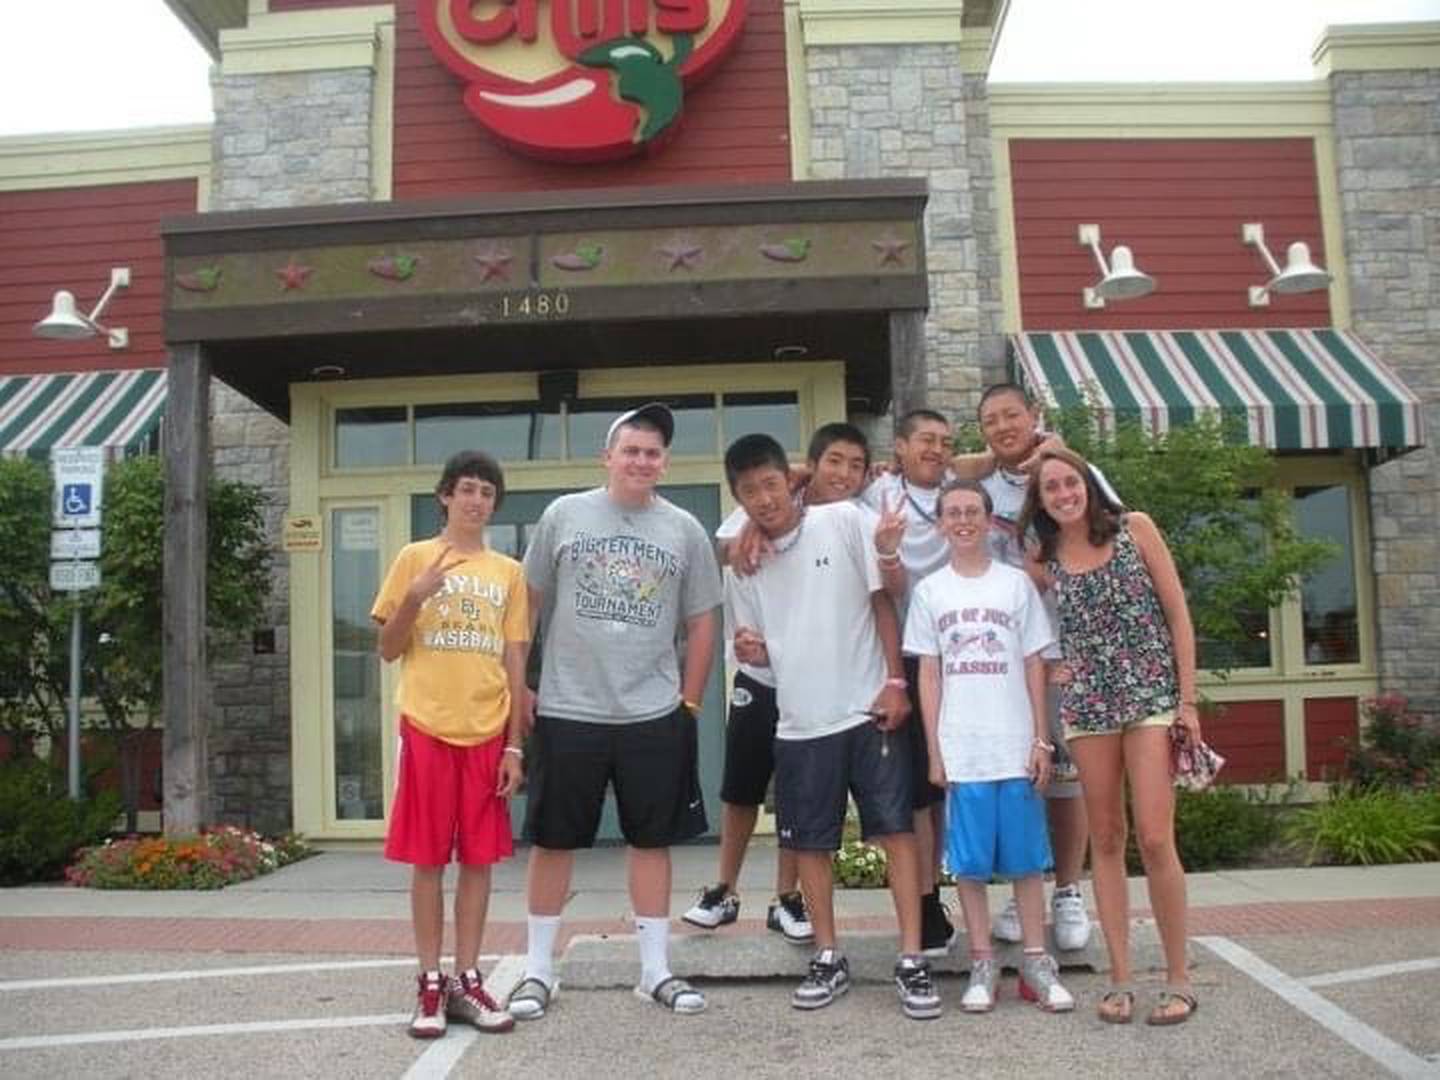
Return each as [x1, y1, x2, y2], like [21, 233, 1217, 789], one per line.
[371, 450, 529, 1039]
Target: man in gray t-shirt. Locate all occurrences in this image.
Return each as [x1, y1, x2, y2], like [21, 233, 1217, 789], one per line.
[507, 403, 722, 1022]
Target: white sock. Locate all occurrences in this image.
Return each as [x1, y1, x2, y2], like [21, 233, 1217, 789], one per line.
[634, 916, 671, 992]
[525, 914, 561, 988]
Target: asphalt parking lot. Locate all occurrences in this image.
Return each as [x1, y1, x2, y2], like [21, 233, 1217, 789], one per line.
[2, 927, 1436, 1080]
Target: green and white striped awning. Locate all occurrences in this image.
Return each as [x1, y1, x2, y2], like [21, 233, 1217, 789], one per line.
[1011, 329, 1424, 451]
[0, 369, 166, 457]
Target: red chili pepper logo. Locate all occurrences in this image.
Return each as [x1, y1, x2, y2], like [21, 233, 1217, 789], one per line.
[419, 1, 748, 163]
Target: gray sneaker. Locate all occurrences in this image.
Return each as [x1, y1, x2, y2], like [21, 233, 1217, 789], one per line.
[1019, 952, 1075, 1012]
[961, 957, 999, 1013]
[894, 955, 943, 1020]
[446, 971, 516, 1032]
[792, 948, 850, 1010]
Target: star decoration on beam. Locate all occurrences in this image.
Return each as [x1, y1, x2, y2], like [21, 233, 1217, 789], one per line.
[872, 233, 911, 267]
[275, 260, 315, 291]
[474, 247, 514, 282]
[657, 238, 704, 271]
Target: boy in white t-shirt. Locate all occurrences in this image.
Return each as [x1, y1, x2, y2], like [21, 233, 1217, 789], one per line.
[904, 480, 1075, 1015]
[725, 434, 941, 1021]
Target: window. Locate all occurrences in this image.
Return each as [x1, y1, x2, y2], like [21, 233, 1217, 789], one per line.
[722, 391, 801, 450]
[567, 394, 717, 456]
[335, 407, 407, 467]
[330, 507, 383, 821]
[1196, 465, 1369, 681]
[1295, 485, 1360, 666]
[330, 387, 807, 466]
[414, 402, 561, 463]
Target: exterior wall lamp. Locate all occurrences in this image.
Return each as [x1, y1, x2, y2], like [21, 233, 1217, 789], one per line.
[1078, 224, 1156, 309]
[1242, 223, 1331, 307]
[33, 268, 131, 349]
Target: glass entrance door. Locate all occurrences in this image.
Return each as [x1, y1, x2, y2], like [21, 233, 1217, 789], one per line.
[410, 485, 725, 842]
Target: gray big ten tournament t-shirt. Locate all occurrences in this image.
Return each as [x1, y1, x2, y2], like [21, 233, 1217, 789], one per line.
[524, 487, 723, 723]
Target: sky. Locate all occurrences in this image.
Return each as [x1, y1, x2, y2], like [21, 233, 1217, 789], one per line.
[0, 0, 1438, 137]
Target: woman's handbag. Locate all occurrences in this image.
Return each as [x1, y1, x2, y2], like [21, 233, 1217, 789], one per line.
[1170, 724, 1225, 791]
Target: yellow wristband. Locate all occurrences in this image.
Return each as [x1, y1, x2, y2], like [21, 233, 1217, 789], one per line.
[683, 699, 702, 714]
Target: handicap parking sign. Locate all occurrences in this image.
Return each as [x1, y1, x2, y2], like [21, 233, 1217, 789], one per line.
[51, 447, 105, 528]
[63, 483, 92, 517]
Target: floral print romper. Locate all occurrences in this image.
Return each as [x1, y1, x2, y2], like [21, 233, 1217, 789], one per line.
[1048, 517, 1180, 736]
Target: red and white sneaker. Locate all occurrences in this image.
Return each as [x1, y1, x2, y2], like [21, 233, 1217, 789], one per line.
[447, 970, 516, 1033]
[408, 972, 448, 1039]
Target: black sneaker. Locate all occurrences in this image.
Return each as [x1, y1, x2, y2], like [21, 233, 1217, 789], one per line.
[766, 890, 815, 944]
[894, 955, 943, 1020]
[792, 948, 850, 1010]
[682, 882, 740, 929]
[920, 891, 957, 957]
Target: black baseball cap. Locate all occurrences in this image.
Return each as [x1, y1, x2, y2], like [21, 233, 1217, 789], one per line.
[606, 402, 674, 447]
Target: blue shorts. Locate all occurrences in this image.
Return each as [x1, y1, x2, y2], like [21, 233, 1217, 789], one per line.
[944, 778, 1053, 882]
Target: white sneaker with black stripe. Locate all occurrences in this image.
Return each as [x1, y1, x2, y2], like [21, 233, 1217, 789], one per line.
[766, 890, 814, 944]
[682, 882, 740, 929]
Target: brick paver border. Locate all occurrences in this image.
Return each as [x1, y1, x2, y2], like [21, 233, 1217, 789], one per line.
[2, 897, 1436, 957]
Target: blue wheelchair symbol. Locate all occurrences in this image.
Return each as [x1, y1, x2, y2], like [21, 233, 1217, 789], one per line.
[62, 483, 92, 516]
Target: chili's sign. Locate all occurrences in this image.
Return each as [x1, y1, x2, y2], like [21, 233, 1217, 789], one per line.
[419, 1, 748, 162]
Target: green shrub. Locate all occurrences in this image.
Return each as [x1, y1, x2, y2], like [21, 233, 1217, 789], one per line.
[1285, 788, 1440, 866]
[0, 759, 120, 885]
[1128, 786, 1278, 873]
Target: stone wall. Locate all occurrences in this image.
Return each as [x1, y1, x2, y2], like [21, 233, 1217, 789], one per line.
[203, 65, 375, 830]
[805, 45, 1004, 431]
[1332, 69, 1440, 714]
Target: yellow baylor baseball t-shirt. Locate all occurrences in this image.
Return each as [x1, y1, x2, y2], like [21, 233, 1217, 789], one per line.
[371, 538, 529, 745]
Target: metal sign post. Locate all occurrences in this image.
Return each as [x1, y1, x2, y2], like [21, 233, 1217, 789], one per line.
[50, 447, 106, 801]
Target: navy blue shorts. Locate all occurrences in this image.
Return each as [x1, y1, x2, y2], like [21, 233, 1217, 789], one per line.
[773, 721, 913, 851]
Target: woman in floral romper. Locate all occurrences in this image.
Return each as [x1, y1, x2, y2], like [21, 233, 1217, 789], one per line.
[1018, 446, 1201, 1027]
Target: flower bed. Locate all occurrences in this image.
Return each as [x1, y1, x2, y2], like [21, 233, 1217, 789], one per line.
[66, 826, 312, 890]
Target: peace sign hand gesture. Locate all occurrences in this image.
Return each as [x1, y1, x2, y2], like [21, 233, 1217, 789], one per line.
[874, 491, 906, 561]
[406, 544, 464, 607]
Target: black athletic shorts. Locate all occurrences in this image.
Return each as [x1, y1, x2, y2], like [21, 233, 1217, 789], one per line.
[903, 654, 946, 809]
[773, 721, 914, 851]
[719, 670, 779, 807]
[523, 705, 708, 850]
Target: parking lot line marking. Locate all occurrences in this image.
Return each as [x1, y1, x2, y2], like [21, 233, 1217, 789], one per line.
[1198, 936, 1438, 1080]
[402, 955, 525, 1080]
[0, 1013, 410, 1052]
[1303, 957, 1440, 989]
[0, 955, 502, 993]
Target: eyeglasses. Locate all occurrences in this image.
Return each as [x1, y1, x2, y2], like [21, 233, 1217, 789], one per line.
[941, 506, 987, 522]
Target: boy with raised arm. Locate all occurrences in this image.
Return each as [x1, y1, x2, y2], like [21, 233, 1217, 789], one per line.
[372, 450, 528, 1039]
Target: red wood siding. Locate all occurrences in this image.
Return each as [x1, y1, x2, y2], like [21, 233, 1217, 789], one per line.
[1204, 699, 1286, 784]
[1011, 139, 1332, 330]
[1305, 696, 1359, 782]
[392, 0, 790, 197]
[0, 179, 198, 376]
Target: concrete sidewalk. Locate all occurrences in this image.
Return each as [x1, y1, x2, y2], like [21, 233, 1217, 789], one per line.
[3, 840, 1437, 922]
[4, 842, 1438, 979]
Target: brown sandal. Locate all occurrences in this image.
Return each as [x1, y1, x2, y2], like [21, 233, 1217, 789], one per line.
[1098, 986, 1134, 1024]
[1146, 987, 1199, 1026]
